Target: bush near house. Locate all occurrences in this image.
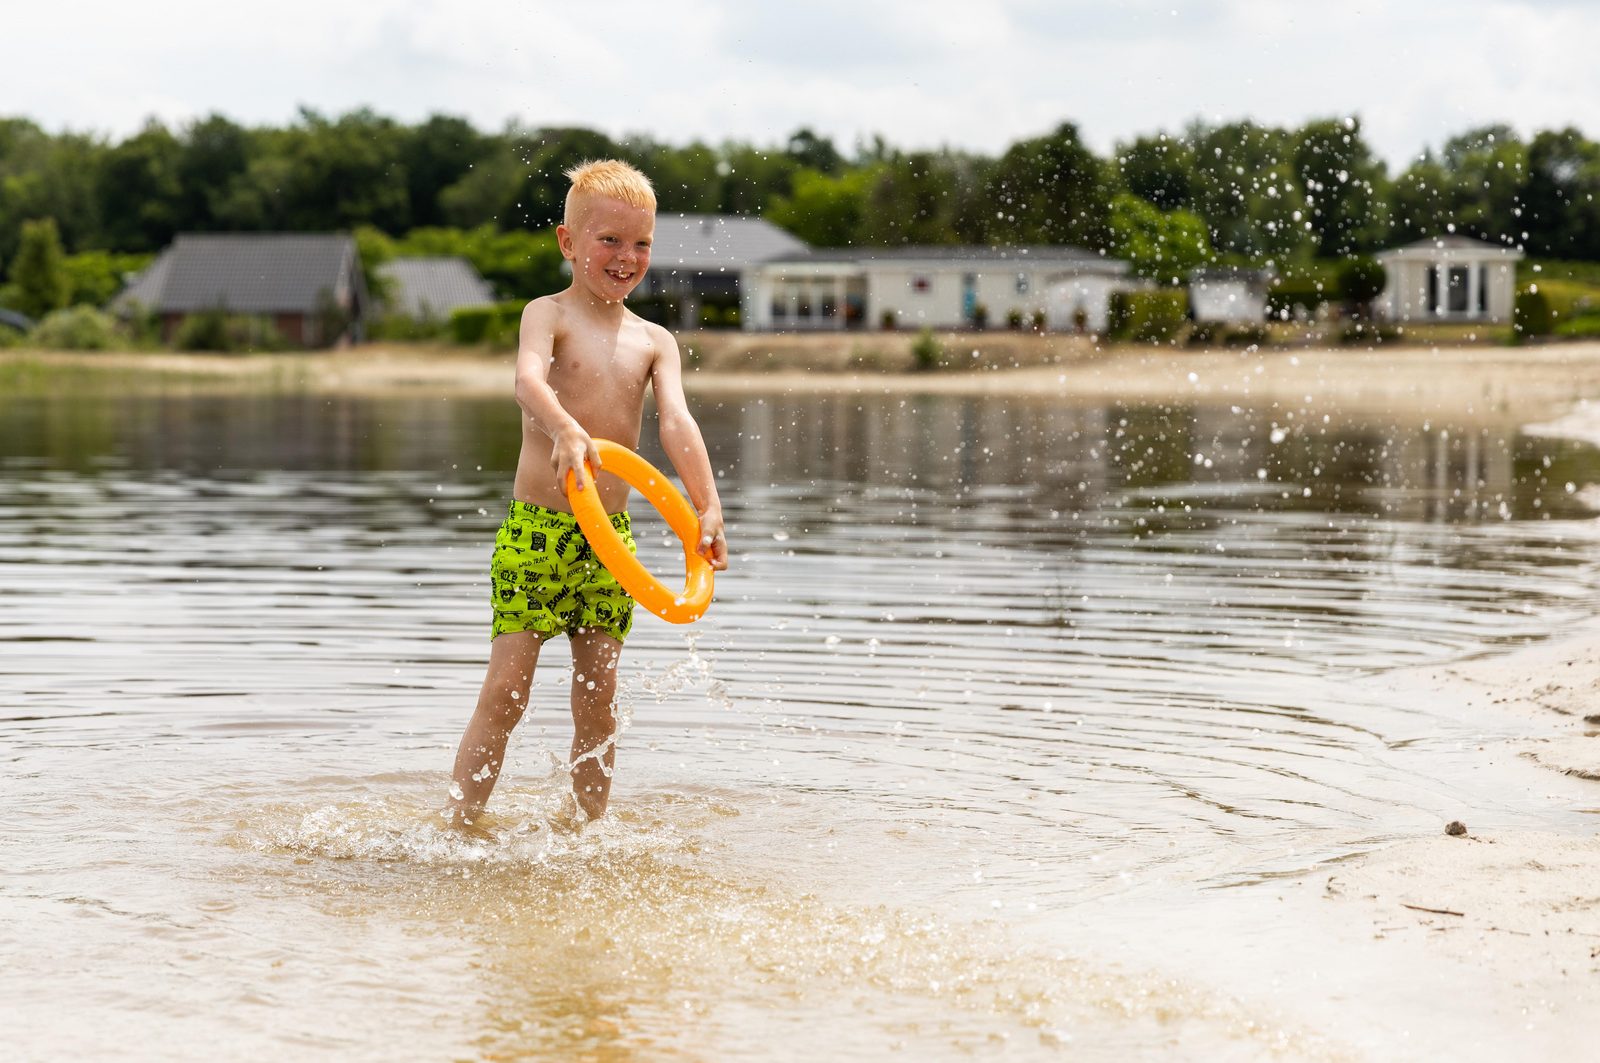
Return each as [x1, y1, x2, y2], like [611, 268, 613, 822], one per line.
[174, 310, 289, 353]
[1513, 287, 1557, 342]
[1108, 289, 1189, 344]
[449, 301, 525, 346]
[1265, 280, 1332, 320]
[910, 327, 943, 370]
[1335, 256, 1386, 317]
[26, 306, 120, 350]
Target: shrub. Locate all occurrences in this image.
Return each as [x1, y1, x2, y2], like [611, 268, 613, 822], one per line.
[1108, 289, 1189, 344]
[1554, 314, 1600, 339]
[27, 305, 120, 350]
[971, 303, 989, 329]
[1337, 322, 1401, 345]
[1266, 280, 1330, 320]
[449, 301, 524, 346]
[369, 314, 452, 342]
[1335, 256, 1387, 311]
[1006, 308, 1025, 330]
[1032, 309, 1048, 332]
[910, 327, 943, 370]
[1223, 324, 1271, 347]
[173, 310, 288, 352]
[1186, 321, 1221, 347]
[880, 309, 898, 330]
[1513, 287, 1556, 342]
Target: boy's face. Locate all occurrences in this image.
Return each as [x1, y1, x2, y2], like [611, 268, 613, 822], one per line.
[558, 194, 654, 303]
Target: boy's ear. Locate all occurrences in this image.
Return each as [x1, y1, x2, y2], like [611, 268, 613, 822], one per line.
[555, 223, 575, 261]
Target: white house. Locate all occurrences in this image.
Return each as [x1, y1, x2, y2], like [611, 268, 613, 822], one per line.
[633, 214, 810, 328]
[1189, 266, 1273, 324]
[1375, 235, 1522, 323]
[747, 246, 1136, 332]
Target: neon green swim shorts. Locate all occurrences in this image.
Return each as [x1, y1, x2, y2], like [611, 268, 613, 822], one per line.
[490, 500, 636, 643]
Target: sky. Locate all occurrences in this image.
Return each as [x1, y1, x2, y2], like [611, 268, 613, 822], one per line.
[5, 0, 1597, 168]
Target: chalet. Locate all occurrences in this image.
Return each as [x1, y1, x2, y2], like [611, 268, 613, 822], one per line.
[113, 233, 368, 347]
[1375, 235, 1522, 323]
[747, 246, 1136, 332]
[1189, 266, 1274, 324]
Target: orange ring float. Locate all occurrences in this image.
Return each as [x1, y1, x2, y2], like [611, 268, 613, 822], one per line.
[564, 439, 714, 625]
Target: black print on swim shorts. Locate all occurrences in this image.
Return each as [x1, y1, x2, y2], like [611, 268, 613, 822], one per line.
[530, 531, 546, 552]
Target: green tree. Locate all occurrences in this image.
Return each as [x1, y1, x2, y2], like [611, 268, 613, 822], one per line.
[175, 114, 255, 231]
[1522, 127, 1600, 260]
[1116, 133, 1194, 210]
[400, 114, 491, 230]
[766, 167, 875, 246]
[1388, 126, 1528, 247]
[984, 123, 1111, 248]
[96, 120, 184, 251]
[1290, 117, 1389, 257]
[785, 128, 843, 174]
[10, 217, 70, 318]
[1184, 120, 1308, 260]
[1106, 194, 1213, 280]
[858, 152, 963, 245]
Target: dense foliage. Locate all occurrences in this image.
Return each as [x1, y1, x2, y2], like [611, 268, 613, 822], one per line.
[1, 109, 1598, 309]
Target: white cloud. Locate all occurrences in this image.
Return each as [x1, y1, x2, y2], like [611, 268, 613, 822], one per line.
[1, 0, 1595, 167]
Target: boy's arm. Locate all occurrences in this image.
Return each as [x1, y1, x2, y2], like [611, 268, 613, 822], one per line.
[649, 326, 728, 570]
[514, 299, 601, 491]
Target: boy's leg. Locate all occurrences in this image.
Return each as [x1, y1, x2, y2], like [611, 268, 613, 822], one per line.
[446, 629, 544, 824]
[568, 629, 625, 819]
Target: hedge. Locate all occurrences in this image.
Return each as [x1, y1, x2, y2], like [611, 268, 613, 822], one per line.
[1108, 289, 1189, 344]
[449, 301, 525, 346]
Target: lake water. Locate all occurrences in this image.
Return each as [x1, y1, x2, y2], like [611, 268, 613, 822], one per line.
[5, 385, 1600, 1060]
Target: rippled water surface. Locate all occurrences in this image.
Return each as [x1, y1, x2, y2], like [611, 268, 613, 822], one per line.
[6, 387, 1600, 1060]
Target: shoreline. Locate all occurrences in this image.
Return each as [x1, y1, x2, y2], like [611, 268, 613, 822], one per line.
[4, 340, 1600, 421]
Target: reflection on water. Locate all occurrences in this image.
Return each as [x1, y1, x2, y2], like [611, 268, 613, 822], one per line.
[4, 388, 1600, 1059]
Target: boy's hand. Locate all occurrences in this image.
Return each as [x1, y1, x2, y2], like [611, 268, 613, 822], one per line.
[552, 424, 602, 492]
[696, 507, 729, 571]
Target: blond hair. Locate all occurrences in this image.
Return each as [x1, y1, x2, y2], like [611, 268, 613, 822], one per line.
[563, 159, 656, 226]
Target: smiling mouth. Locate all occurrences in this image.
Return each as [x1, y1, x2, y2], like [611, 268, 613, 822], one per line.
[606, 269, 636, 282]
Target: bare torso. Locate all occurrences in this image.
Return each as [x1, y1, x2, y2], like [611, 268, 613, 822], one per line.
[512, 293, 659, 513]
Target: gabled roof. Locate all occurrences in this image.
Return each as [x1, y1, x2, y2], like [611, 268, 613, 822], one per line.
[379, 256, 495, 318]
[114, 233, 362, 314]
[649, 214, 809, 271]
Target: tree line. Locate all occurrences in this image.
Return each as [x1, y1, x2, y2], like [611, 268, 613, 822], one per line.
[2, 107, 1597, 297]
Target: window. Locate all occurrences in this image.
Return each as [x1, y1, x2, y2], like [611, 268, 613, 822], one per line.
[1015, 273, 1030, 295]
[1477, 265, 1488, 313]
[911, 275, 930, 294]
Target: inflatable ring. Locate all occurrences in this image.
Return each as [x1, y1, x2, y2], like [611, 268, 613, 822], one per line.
[564, 439, 714, 625]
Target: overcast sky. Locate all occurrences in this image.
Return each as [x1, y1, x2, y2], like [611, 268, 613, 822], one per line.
[6, 0, 1596, 168]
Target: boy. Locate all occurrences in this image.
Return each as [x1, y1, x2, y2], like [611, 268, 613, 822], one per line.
[444, 160, 728, 827]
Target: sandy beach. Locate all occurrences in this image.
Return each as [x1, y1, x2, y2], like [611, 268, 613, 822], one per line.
[9, 336, 1600, 422]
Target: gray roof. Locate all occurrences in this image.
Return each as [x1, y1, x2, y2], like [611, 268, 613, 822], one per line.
[1377, 234, 1524, 258]
[649, 214, 809, 272]
[114, 233, 363, 314]
[379, 256, 495, 319]
[768, 244, 1128, 273]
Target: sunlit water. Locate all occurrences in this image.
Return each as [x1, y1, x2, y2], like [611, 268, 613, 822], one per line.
[5, 388, 1600, 1060]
